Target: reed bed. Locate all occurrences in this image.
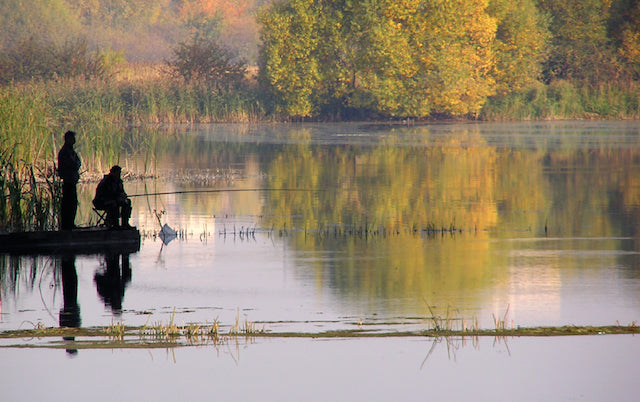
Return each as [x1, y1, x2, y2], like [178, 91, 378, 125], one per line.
[0, 68, 266, 232]
[481, 81, 640, 121]
[0, 159, 60, 232]
[0, 66, 264, 173]
[134, 309, 265, 345]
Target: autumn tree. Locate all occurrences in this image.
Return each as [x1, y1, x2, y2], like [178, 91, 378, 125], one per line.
[258, 0, 500, 118]
[609, 0, 640, 79]
[405, 0, 498, 116]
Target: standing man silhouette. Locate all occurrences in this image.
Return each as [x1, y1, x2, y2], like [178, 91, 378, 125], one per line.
[57, 130, 81, 230]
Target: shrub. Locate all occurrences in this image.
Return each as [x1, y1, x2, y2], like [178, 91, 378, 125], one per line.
[0, 36, 107, 84]
[166, 37, 247, 91]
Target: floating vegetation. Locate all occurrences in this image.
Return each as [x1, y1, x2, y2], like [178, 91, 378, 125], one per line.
[216, 222, 463, 242]
[1, 312, 638, 350]
[132, 309, 264, 346]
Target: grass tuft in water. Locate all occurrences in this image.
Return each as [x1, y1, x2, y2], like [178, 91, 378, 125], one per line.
[492, 304, 512, 332]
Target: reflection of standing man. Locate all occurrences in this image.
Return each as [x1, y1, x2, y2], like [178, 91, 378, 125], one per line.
[60, 254, 81, 328]
[57, 131, 81, 230]
[60, 254, 81, 356]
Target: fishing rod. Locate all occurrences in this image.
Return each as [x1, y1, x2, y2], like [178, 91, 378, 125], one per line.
[127, 188, 323, 198]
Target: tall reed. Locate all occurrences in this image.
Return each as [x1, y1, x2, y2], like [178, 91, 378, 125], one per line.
[0, 160, 60, 232]
[481, 80, 640, 120]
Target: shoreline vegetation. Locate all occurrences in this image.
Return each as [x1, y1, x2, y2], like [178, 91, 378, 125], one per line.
[1, 68, 638, 232]
[2, 0, 639, 172]
[1, 70, 638, 232]
[2, 62, 638, 168]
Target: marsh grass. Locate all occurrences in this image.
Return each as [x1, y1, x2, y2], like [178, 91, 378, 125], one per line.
[0, 160, 61, 232]
[4, 322, 639, 349]
[481, 81, 640, 120]
[492, 304, 512, 332]
[262, 222, 462, 241]
[132, 309, 264, 346]
[0, 65, 265, 214]
[425, 303, 514, 334]
[106, 321, 126, 341]
[228, 308, 265, 336]
[3, 311, 640, 350]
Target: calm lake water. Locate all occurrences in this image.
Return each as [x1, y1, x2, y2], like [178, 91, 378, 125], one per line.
[2, 121, 640, 400]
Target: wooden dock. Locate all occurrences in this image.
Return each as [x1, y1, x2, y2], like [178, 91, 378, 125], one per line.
[0, 227, 141, 255]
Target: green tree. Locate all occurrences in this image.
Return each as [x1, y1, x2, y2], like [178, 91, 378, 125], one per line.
[257, 0, 500, 118]
[488, 0, 550, 94]
[257, 0, 321, 117]
[344, 0, 422, 116]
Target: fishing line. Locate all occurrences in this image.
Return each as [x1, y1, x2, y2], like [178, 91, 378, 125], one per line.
[127, 188, 323, 198]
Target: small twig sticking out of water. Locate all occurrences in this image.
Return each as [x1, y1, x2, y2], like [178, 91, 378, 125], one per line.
[153, 209, 165, 231]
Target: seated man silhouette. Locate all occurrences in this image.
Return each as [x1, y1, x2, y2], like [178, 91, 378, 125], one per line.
[92, 165, 133, 229]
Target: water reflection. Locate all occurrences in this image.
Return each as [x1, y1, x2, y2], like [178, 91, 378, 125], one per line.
[0, 251, 135, 355]
[94, 253, 132, 315]
[59, 255, 81, 329]
[59, 254, 80, 355]
[3, 122, 640, 333]
[57, 252, 133, 355]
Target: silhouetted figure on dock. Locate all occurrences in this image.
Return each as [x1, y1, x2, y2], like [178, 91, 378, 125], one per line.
[93, 165, 132, 229]
[57, 131, 81, 230]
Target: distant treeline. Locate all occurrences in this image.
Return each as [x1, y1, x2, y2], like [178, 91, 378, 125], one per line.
[0, 0, 266, 62]
[0, 0, 639, 122]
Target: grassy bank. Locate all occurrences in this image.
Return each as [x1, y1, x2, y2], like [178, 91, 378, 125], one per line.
[0, 65, 265, 231]
[481, 80, 640, 120]
[2, 65, 638, 171]
[0, 63, 265, 169]
[1, 64, 638, 231]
